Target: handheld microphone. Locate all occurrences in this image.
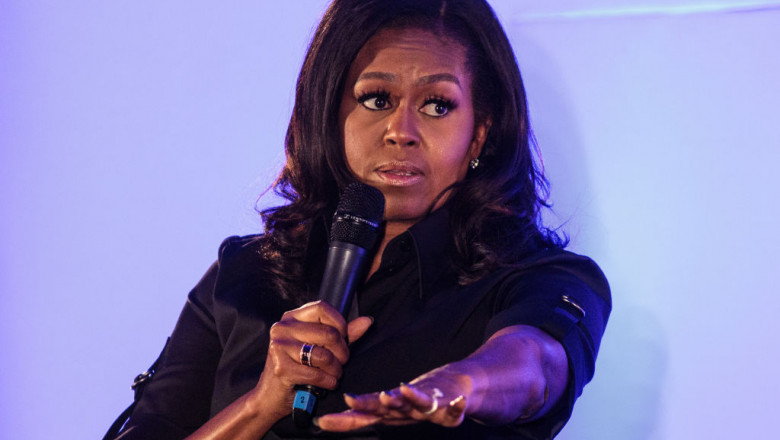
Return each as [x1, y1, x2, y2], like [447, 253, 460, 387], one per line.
[292, 182, 385, 428]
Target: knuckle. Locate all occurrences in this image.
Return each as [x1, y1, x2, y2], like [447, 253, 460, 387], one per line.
[322, 361, 343, 379]
[301, 300, 324, 315]
[302, 367, 321, 383]
[335, 349, 350, 365]
[319, 373, 339, 390]
[296, 300, 317, 310]
[323, 326, 342, 343]
[319, 348, 335, 364]
[269, 320, 288, 337]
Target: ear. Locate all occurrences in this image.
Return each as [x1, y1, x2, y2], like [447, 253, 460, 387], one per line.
[469, 116, 492, 159]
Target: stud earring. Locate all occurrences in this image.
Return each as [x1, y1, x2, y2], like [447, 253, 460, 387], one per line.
[469, 158, 480, 169]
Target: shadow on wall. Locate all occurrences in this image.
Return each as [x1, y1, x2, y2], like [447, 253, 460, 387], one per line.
[561, 304, 668, 439]
[510, 27, 606, 256]
[505, 28, 668, 439]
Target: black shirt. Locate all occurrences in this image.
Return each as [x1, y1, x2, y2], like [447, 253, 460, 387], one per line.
[118, 207, 611, 439]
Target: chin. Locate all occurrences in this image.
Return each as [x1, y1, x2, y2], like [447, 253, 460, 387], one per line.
[383, 200, 435, 224]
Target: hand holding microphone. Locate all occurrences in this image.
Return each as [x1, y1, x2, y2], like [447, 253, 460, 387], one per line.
[290, 182, 385, 427]
[256, 300, 371, 430]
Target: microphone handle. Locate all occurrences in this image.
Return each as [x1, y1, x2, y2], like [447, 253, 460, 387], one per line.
[292, 242, 370, 428]
[318, 242, 369, 315]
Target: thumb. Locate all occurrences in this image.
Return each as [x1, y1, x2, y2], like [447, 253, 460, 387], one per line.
[347, 316, 373, 344]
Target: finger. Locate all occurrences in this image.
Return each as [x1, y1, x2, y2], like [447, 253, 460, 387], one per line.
[399, 383, 434, 412]
[292, 358, 341, 390]
[343, 390, 411, 418]
[267, 335, 344, 382]
[344, 392, 384, 413]
[304, 344, 343, 378]
[441, 395, 467, 427]
[341, 389, 426, 426]
[270, 320, 349, 364]
[347, 316, 373, 344]
[315, 411, 382, 432]
[376, 418, 419, 426]
[266, 345, 341, 390]
[378, 389, 408, 410]
[397, 385, 467, 427]
[283, 301, 347, 338]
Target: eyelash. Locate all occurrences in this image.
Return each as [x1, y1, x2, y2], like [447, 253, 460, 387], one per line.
[357, 90, 391, 110]
[422, 95, 458, 116]
[356, 90, 458, 117]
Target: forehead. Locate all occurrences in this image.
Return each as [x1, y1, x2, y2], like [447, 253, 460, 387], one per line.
[348, 27, 470, 82]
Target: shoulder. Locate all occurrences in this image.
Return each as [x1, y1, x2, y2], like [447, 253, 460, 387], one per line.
[185, 235, 267, 304]
[194, 235, 296, 332]
[503, 248, 611, 307]
[217, 234, 265, 263]
[213, 234, 266, 278]
[185, 234, 269, 306]
[484, 248, 611, 344]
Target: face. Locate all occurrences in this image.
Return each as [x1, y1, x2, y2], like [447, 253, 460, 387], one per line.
[339, 27, 489, 229]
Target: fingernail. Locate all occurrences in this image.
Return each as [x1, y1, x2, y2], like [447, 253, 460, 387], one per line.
[312, 417, 321, 428]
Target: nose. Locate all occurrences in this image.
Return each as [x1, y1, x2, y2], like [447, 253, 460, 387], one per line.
[383, 106, 420, 147]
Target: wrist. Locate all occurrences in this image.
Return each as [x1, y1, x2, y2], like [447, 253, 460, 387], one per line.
[245, 381, 288, 428]
[440, 360, 488, 419]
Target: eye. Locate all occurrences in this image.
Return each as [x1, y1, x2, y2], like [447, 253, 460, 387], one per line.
[357, 91, 392, 111]
[419, 97, 457, 117]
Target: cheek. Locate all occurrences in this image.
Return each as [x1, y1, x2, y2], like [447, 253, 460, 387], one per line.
[440, 152, 471, 182]
[432, 124, 476, 177]
[342, 118, 362, 173]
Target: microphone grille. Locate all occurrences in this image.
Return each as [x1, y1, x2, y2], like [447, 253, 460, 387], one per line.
[331, 183, 385, 248]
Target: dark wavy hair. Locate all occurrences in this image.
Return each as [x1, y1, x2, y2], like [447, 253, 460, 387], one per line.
[260, 0, 564, 303]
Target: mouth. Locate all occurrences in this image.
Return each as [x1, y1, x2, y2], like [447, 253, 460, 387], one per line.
[374, 162, 424, 186]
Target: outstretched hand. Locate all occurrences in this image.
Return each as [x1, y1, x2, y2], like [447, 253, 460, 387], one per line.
[316, 325, 570, 433]
[315, 371, 469, 431]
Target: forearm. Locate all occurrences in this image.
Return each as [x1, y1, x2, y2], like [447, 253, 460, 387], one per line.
[439, 324, 569, 424]
[183, 388, 279, 440]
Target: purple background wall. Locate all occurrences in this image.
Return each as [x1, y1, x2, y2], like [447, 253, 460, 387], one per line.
[2, 1, 778, 438]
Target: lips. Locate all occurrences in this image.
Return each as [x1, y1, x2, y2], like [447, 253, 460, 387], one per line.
[374, 162, 424, 186]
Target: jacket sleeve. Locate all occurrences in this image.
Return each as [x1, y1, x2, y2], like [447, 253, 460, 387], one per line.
[484, 250, 612, 439]
[116, 260, 223, 440]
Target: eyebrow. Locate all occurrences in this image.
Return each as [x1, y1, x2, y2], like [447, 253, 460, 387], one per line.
[356, 72, 462, 89]
[416, 73, 461, 88]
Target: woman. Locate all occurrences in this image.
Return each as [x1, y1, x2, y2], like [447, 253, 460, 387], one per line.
[114, 0, 610, 439]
